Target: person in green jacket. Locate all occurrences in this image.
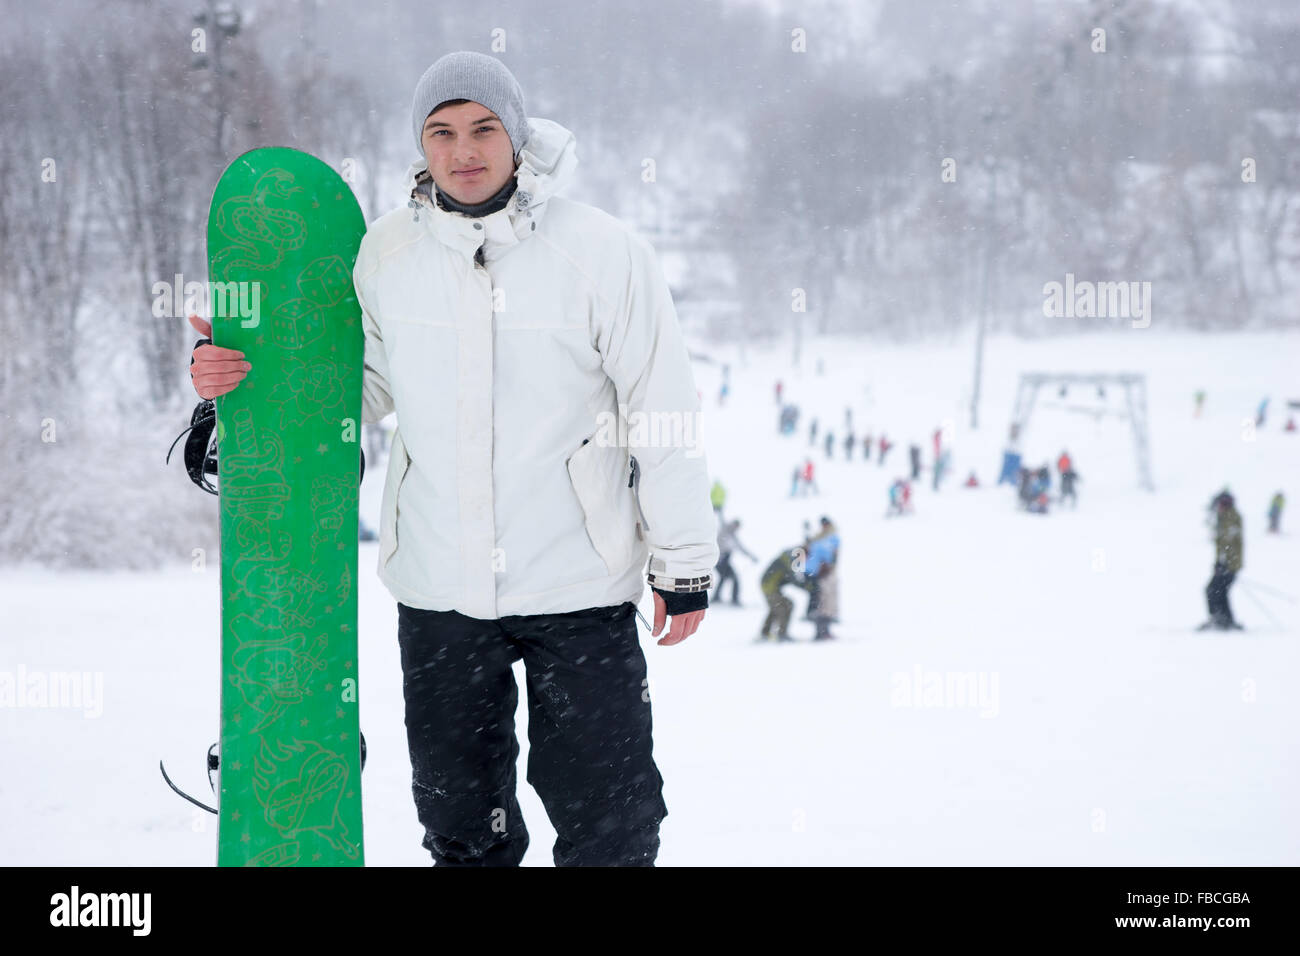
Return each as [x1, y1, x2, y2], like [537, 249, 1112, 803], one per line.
[710, 478, 726, 514]
[1201, 491, 1244, 631]
[759, 546, 809, 642]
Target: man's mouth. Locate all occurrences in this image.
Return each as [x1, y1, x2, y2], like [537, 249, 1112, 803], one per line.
[453, 167, 485, 178]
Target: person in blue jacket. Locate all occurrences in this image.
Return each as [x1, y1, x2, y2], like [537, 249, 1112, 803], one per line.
[804, 517, 841, 640]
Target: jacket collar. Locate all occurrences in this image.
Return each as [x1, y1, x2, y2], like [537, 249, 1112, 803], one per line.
[403, 116, 578, 263]
[435, 175, 518, 217]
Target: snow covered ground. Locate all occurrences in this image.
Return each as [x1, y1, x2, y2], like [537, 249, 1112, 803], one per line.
[2, 329, 1297, 865]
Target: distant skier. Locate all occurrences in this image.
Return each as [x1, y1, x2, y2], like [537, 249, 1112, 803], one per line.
[809, 418, 818, 446]
[1057, 451, 1079, 507]
[759, 546, 808, 642]
[710, 479, 727, 515]
[1194, 389, 1205, 417]
[887, 478, 913, 517]
[779, 403, 799, 435]
[844, 406, 853, 431]
[844, 431, 855, 460]
[789, 464, 803, 497]
[1016, 466, 1033, 509]
[1267, 491, 1285, 533]
[804, 517, 841, 641]
[1200, 491, 1243, 631]
[861, 433, 873, 461]
[933, 447, 950, 492]
[908, 444, 922, 481]
[714, 518, 758, 606]
[802, 458, 819, 495]
[718, 380, 729, 405]
[964, 470, 979, 488]
[824, 430, 835, 459]
[1059, 468, 1079, 507]
[878, 434, 893, 467]
[775, 379, 783, 405]
[1256, 397, 1269, 428]
[1026, 466, 1051, 514]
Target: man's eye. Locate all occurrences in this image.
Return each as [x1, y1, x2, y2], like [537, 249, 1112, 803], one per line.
[477, 126, 495, 133]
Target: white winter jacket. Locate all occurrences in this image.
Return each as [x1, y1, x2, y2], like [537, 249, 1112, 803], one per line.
[354, 116, 718, 619]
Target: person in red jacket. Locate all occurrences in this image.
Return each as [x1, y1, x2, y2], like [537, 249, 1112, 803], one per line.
[802, 457, 820, 495]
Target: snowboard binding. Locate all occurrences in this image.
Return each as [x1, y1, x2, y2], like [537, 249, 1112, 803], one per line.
[165, 394, 220, 496]
[167, 340, 366, 497]
[160, 732, 368, 815]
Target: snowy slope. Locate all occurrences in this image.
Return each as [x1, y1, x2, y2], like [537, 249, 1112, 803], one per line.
[1, 329, 1296, 865]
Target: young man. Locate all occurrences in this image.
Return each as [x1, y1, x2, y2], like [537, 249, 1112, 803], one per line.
[189, 51, 718, 866]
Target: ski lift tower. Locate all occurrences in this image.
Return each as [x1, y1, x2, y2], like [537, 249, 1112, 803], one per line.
[1009, 372, 1154, 491]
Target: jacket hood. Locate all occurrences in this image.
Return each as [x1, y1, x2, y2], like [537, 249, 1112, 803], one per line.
[402, 116, 578, 222]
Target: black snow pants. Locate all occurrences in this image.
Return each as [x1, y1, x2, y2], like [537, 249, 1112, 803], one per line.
[1205, 563, 1238, 627]
[715, 551, 739, 604]
[396, 600, 668, 867]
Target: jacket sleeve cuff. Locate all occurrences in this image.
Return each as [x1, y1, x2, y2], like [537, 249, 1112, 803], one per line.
[653, 586, 709, 615]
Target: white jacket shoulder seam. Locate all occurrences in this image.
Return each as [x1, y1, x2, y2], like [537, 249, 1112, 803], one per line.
[533, 230, 625, 315]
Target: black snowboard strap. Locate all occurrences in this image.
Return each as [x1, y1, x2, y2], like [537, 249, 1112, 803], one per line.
[158, 758, 217, 815]
[160, 734, 367, 816]
[166, 398, 219, 495]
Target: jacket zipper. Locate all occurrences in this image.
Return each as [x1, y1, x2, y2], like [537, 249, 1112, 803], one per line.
[628, 455, 651, 532]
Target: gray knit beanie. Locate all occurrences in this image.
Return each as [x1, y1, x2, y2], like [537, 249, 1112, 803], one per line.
[411, 52, 530, 159]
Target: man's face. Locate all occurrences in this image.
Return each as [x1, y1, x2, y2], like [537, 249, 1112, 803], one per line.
[420, 100, 517, 205]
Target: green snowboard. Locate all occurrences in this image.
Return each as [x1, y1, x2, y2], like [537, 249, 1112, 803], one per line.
[208, 147, 367, 866]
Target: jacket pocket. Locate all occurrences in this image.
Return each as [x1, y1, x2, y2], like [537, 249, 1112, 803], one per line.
[565, 437, 641, 576]
[379, 429, 411, 569]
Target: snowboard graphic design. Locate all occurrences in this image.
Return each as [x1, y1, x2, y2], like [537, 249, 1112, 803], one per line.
[208, 148, 366, 866]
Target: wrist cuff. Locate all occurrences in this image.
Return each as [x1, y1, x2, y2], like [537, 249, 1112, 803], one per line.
[646, 570, 712, 593]
[653, 586, 708, 615]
